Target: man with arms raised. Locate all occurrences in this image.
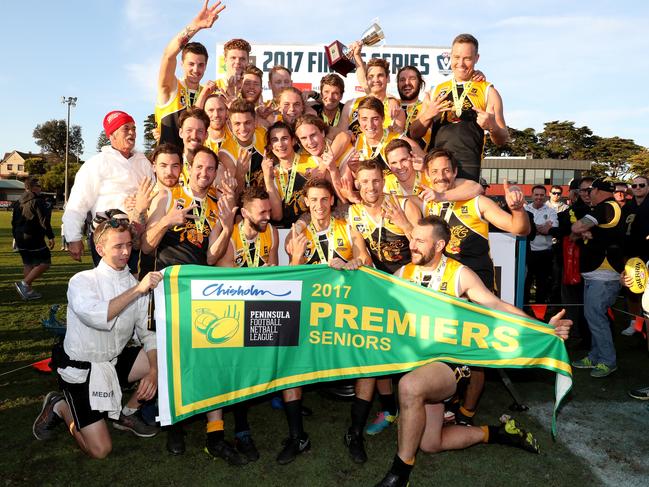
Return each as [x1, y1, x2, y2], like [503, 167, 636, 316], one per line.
[156, 0, 225, 148]
[141, 146, 242, 462]
[341, 47, 405, 137]
[375, 216, 571, 487]
[33, 216, 162, 458]
[276, 178, 371, 465]
[411, 34, 508, 181]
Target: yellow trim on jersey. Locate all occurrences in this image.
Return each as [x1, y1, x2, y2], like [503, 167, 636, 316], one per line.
[274, 152, 319, 200]
[302, 218, 353, 264]
[383, 171, 429, 197]
[231, 222, 275, 268]
[155, 79, 203, 127]
[354, 130, 404, 163]
[397, 258, 464, 297]
[597, 201, 622, 229]
[432, 79, 492, 117]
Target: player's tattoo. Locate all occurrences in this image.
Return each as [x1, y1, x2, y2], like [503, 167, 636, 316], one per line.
[178, 25, 198, 47]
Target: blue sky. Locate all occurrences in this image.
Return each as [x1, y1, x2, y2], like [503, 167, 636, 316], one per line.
[1, 0, 647, 160]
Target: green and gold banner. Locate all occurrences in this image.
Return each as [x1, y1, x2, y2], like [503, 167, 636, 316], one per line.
[154, 264, 572, 433]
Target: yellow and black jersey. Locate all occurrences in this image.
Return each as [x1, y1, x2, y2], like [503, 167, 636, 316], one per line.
[348, 96, 399, 138]
[354, 129, 404, 173]
[156, 184, 220, 267]
[402, 100, 431, 150]
[155, 79, 203, 149]
[396, 255, 464, 298]
[429, 79, 492, 181]
[205, 125, 232, 154]
[219, 126, 268, 187]
[422, 196, 494, 284]
[383, 171, 430, 198]
[300, 218, 354, 265]
[231, 221, 275, 268]
[348, 203, 410, 274]
[313, 102, 344, 127]
[273, 153, 320, 228]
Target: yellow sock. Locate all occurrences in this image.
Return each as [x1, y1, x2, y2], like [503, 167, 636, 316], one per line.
[480, 425, 489, 443]
[206, 420, 224, 433]
[459, 406, 475, 417]
[68, 421, 76, 435]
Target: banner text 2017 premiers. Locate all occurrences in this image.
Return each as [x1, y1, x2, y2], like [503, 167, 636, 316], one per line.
[154, 264, 572, 434]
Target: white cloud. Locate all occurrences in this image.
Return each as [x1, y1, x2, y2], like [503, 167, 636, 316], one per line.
[124, 58, 159, 103]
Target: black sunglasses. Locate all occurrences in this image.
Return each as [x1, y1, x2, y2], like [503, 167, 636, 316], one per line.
[550, 191, 561, 195]
[95, 217, 130, 242]
[632, 183, 647, 189]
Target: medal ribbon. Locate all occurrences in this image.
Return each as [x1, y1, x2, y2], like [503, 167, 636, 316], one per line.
[238, 221, 261, 268]
[192, 197, 207, 234]
[451, 79, 473, 117]
[309, 217, 335, 262]
[362, 129, 389, 160]
[322, 107, 341, 127]
[278, 154, 300, 204]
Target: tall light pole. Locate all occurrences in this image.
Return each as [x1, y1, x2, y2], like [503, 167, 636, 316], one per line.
[61, 96, 77, 205]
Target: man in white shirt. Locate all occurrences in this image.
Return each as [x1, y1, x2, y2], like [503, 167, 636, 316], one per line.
[62, 111, 155, 271]
[524, 185, 558, 306]
[33, 216, 162, 458]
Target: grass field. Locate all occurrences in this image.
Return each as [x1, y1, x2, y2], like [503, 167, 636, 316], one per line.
[1, 211, 648, 486]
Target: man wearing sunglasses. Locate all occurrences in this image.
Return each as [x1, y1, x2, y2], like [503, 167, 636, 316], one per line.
[614, 183, 629, 207]
[546, 185, 568, 213]
[33, 216, 162, 457]
[621, 176, 649, 338]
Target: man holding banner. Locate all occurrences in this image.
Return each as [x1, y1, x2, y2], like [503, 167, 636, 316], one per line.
[277, 178, 371, 464]
[376, 216, 571, 487]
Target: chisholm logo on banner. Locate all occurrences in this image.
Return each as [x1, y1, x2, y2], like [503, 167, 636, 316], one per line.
[190, 280, 303, 349]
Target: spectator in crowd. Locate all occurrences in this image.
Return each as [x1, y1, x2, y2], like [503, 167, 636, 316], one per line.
[614, 182, 629, 207]
[524, 185, 557, 306]
[12, 177, 55, 300]
[621, 175, 649, 335]
[622, 262, 649, 399]
[546, 185, 568, 213]
[571, 178, 625, 378]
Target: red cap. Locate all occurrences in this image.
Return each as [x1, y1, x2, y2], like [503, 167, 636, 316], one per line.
[103, 111, 135, 138]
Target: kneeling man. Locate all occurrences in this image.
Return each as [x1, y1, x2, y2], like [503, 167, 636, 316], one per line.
[33, 213, 162, 459]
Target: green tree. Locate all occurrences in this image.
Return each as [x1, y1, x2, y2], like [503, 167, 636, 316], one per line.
[589, 136, 642, 179]
[40, 162, 81, 196]
[33, 119, 84, 161]
[23, 157, 47, 175]
[96, 130, 110, 152]
[629, 149, 649, 177]
[537, 121, 597, 159]
[143, 113, 157, 155]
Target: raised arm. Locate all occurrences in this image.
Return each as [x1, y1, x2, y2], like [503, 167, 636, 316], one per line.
[479, 86, 508, 146]
[157, 1, 225, 106]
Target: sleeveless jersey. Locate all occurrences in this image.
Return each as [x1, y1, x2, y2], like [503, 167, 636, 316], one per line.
[231, 220, 275, 268]
[396, 255, 464, 297]
[383, 171, 430, 198]
[422, 196, 494, 278]
[402, 100, 431, 149]
[156, 184, 220, 267]
[348, 96, 399, 138]
[273, 153, 320, 228]
[429, 79, 492, 181]
[313, 102, 344, 127]
[155, 79, 203, 149]
[219, 126, 267, 187]
[354, 129, 404, 173]
[348, 203, 411, 274]
[301, 218, 354, 265]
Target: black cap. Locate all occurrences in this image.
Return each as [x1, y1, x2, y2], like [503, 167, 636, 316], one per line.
[591, 178, 616, 193]
[568, 178, 579, 190]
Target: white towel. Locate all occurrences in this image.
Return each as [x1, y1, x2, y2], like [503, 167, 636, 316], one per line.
[88, 361, 122, 420]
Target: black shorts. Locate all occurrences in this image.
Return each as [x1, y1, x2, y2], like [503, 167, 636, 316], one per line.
[59, 346, 141, 429]
[18, 247, 51, 266]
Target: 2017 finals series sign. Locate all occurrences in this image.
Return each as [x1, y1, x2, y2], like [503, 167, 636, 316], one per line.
[154, 264, 572, 435]
[214, 43, 454, 101]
